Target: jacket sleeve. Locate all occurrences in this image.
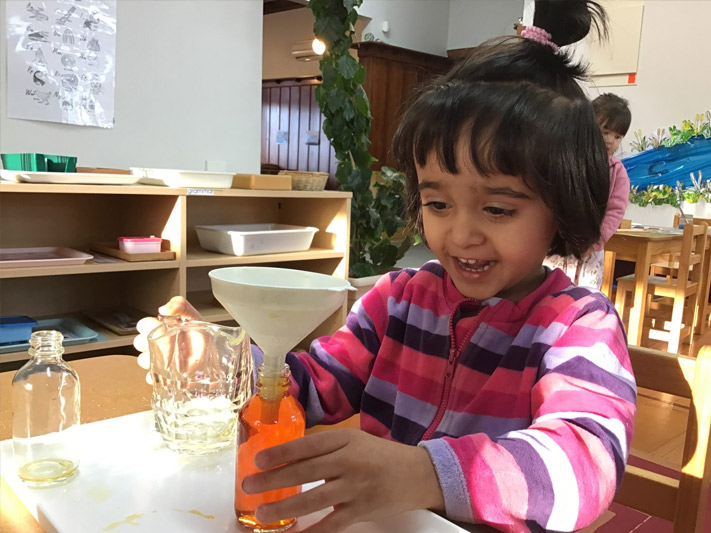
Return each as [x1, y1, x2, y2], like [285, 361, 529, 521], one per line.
[419, 302, 637, 532]
[597, 160, 631, 250]
[251, 272, 394, 428]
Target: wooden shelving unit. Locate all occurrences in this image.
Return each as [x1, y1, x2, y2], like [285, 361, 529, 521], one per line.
[0, 182, 351, 363]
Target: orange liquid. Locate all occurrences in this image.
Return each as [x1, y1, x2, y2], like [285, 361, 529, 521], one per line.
[235, 391, 305, 532]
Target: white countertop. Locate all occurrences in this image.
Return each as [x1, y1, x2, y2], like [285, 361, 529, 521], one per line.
[0, 411, 482, 532]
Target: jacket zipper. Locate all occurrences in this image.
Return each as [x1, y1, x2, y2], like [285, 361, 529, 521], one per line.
[421, 301, 483, 441]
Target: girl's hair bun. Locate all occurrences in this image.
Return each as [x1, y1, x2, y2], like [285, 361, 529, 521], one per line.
[533, 0, 608, 47]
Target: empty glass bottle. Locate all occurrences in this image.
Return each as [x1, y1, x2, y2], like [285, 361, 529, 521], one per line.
[12, 330, 81, 487]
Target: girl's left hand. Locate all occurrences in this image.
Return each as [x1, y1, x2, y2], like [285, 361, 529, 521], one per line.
[242, 428, 445, 532]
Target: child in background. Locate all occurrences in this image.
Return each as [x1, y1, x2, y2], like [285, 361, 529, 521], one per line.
[135, 1, 636, 531]
[545, 93, 631, 289]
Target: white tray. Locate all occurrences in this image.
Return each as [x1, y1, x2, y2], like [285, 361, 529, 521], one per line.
[195, 224, 318, 256]
[0, 170, 140, 185]
[0, 247, 93, 268]
[0, 411, 474, 532]
[130, 168, 234, 189]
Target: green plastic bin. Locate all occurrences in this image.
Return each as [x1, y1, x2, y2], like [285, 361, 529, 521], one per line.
[0, 153, 77, 172]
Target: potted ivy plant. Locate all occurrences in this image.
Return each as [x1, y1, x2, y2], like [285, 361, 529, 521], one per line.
[310, 0, 415, 305]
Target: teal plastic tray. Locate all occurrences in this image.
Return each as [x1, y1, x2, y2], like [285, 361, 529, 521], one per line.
[0, 317, 101, 354]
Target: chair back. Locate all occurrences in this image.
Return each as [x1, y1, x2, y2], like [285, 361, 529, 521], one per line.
[615, 343, 711, 532]
[673, 214, 711, 228]
[674, 222, 708, 294]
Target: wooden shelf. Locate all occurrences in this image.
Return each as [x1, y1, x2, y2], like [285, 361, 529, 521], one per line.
[186, 248, 344, 268]
[1, 182, 351, 359]
[0, 182, 182, 196]
[0, 183, 351, 199]
[0, 259, 180, 279]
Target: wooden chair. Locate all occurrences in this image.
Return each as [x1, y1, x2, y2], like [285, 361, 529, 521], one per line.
[671, 214, 711, 334]
[619, 218, 632, 229]
[615, 222, 708, 352]
[615, 343, 711, 532]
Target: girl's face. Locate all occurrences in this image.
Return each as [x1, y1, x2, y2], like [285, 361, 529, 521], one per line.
[416, 150, 557, 303]
[600, 125, 624, 156]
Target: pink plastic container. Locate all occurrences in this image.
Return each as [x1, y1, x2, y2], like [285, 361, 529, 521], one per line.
[118, 236, 162, 254]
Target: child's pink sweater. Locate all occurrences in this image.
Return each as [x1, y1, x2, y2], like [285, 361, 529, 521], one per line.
[593, 156, 630, 252]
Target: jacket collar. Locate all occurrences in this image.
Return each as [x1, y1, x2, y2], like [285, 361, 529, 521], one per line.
[441, 264, 573, 321]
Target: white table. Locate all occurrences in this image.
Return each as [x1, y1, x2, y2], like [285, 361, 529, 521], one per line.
[0, 411, 488, 532]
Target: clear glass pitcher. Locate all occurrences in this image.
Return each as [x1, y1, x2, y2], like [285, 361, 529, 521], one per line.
[147, 318, 252, 455]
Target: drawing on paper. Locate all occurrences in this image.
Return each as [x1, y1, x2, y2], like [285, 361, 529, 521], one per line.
[6, 0, 117, 128]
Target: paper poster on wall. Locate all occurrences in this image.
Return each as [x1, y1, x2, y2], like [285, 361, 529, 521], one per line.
[6, 0, 116, 128]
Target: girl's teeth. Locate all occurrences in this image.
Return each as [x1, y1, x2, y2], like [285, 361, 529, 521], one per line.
[457, 258, 492, 272]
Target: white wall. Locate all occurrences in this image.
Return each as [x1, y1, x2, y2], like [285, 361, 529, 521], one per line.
[358, 0, 450, 56]
[0, 0, 263, 173]
[263, 9, 320, 80]
[585, 1, 711, 156]
[447, 0, 523, 50]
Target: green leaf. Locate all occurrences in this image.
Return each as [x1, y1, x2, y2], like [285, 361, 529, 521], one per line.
[326, 89, 346, 111]
[337, 54, 360, 79]
[354, 95, 369, 116]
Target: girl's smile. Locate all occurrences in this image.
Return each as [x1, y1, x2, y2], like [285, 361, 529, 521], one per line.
[417, 147, 557, 303]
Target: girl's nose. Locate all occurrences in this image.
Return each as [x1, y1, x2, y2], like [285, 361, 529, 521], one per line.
[450, 218, 486, 248]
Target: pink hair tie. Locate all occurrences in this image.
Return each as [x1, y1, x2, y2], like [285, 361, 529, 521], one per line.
[521, 26, 559, 53]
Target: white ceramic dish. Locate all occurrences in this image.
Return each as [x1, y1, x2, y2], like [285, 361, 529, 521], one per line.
[1, 170, 140, 185]
[0, 247, 93, 268]
[130, 167, 233, 189]
[195, 223, 318, 256]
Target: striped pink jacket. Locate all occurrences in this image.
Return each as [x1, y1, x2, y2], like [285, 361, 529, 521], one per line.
[257, 261, 636, 532]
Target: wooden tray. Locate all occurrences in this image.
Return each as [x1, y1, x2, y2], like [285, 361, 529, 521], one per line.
[90, 241, 175, 262]
[231, 173, 292, 190]
[82, 307, 146, 335]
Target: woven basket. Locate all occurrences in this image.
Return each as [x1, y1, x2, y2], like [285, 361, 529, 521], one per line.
[279, 170, 329, 191]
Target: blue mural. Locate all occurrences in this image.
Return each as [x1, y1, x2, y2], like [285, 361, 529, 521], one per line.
[622, 136, 711, 189]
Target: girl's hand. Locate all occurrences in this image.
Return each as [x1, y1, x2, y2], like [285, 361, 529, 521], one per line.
[133, 296, 203, 383]
[242, 428, 445, 532]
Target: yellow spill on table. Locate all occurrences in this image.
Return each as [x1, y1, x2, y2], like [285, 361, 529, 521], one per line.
[104, 513, 143, 530]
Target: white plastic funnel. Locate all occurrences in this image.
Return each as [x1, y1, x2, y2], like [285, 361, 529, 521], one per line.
[209, 267, 353, 376]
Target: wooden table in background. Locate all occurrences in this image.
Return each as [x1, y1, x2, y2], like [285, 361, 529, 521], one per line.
[602, 230, 684, 346]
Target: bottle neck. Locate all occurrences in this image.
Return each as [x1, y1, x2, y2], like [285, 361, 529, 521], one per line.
[256, 363, 291, 401]
[28, 330, 64, 359]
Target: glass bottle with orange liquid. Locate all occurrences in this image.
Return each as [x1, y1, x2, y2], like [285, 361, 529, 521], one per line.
[235, 363, 305, 532]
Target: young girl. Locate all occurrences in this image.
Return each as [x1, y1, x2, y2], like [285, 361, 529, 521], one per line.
[545, 93, 632, 289]
[135, 2, 636, 531]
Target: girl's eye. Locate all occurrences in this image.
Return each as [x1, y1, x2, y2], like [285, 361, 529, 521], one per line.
[422, 200, 449, 212]
[485, 206, 515, 217]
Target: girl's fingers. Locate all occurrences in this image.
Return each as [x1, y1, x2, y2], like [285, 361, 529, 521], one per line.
[136, 351, 150, 370]
[136, 317, 160, 335]
[255, 479, 349, 523]
[300, 506, 354, 533]
[244, 452, 342, 494]
[158, 296, 202, 321]
[255, 430, 352, 470]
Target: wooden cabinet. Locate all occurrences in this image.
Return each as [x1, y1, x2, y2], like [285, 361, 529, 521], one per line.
[355, 42, 453, 170]
[0, 183, 351, 363]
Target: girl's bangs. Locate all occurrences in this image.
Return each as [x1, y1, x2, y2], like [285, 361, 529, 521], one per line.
[406, 82, 554, 191]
